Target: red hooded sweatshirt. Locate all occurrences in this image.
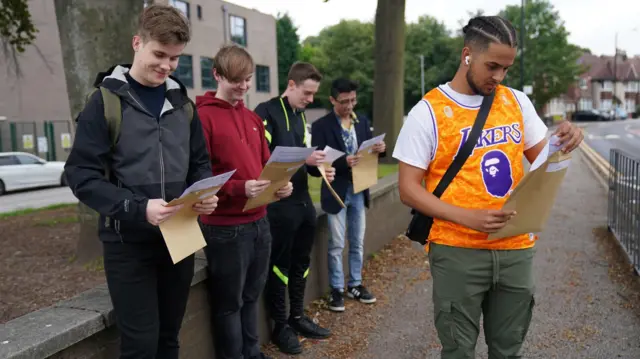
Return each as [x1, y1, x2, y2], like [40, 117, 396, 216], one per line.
[196, 91, 271, 226]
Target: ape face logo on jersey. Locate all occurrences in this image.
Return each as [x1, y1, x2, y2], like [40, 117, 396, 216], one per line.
[481, 150, 513, 198]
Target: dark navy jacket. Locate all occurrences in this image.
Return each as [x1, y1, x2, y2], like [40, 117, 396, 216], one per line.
[310, 111, 385, 215]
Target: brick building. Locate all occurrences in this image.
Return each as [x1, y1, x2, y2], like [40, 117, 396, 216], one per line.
[0, 0, 278, 160]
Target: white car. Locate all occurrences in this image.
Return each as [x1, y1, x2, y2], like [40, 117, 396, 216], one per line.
[0, 152, 67, 195]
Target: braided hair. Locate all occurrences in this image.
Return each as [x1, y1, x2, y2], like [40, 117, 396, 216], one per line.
[463, 16, 518, 51]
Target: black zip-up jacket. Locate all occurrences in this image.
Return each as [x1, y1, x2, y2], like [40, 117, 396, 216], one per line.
[254, 96, 320, 203]
[64, 65, 212, 242]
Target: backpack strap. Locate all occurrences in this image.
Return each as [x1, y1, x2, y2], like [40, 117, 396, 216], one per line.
[184, 100, 194, 123]
[99, 86, 122, 149]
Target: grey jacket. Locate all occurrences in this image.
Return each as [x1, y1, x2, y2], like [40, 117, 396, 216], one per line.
[64, 65, 212, 242]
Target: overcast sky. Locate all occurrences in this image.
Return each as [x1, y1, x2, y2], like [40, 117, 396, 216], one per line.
[227, 0, 640, 56]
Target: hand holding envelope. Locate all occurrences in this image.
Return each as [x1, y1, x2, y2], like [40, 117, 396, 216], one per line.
[352, 133, 386, 193]
[487, 135, 572, 240]
[243, 146, 317, 211]
[158, 170, 236, 264]
[319, 146, 346, 208]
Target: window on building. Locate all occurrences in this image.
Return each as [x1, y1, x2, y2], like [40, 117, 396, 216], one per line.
[174, 55, 193, 88]
[201, 57, 217, 89]
[255, 65, 270, 92]
[626, 81, 639, 93]
[230, 15, 247, 46]
[602, 81, 613, 91]
[169, 0, 190, 19]
[579, 98, 593, 110]
[579, 78, 587, 90]
[625, 99, 636, 112]
[197, 5, 202, 20]
[601, 99, 613, 110]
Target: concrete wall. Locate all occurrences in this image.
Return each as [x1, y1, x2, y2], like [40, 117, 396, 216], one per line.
[0, 174, 409, 359]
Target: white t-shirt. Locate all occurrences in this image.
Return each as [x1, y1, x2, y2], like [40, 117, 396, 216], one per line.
[393, 83, 548, 170]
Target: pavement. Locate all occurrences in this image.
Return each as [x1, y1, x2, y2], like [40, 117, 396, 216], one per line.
[0, 186, 77, 214]
[581, 118, 640, 160]
[297, 149, 640, 358]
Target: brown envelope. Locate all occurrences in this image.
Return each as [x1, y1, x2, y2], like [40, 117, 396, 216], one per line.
[352, 149, 379, 194]
[159, 186, 220, 264]
[487, 151, 572, 240]
[319, 163, 346, 208]
[243, 160, 305, 211]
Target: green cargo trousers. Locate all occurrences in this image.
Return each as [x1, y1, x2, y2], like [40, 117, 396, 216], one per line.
[428, 242, 536, 359]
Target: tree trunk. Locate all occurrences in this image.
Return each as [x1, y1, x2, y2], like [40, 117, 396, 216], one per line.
[373, 0, 406, 162]
[54, 0, 143, 264]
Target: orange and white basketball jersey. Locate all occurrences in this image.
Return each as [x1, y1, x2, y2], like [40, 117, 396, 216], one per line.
[423, 84, 534, 250]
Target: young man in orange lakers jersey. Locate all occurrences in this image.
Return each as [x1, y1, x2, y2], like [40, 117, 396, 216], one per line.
[393, 15, 584, 359]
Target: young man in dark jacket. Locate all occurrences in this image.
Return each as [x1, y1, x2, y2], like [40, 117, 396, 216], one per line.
[196, 45, 292, 359]
[254, 62, 335, 355]
[64, 5, 218, 359]
[311, 78, 386, 313]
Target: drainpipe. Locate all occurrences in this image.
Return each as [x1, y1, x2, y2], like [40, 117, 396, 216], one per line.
[222, 4, 228, 43]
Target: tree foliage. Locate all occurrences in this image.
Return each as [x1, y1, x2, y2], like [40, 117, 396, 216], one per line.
[302, 20, 375, 116]
[276, 13, 301, 94]
[0, 0, 37, 53]
[404, 16, 461, 110]
[500, 0, 585, 111]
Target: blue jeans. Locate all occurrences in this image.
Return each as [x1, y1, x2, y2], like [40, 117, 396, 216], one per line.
[327, 186, 366, 291]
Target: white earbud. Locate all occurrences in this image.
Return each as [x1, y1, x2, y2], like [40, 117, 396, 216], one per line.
[465, 56, 470, 65]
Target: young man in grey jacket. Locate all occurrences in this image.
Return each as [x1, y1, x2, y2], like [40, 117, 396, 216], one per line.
[64, 5, 217, 359]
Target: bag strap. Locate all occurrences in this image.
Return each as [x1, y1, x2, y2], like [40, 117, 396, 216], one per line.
[185, 100, 194, 123]
[432, 90, 495, 199]
[99, 86, 122, 149]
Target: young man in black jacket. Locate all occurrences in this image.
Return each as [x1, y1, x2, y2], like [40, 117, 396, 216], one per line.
[64, 5, 217, 359]
[254, 62, 335, 355]
[311, 78, 386, 313]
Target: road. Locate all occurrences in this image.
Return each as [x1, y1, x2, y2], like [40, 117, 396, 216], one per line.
[0, 186, 77, 214]
[581, 118, 640, 160]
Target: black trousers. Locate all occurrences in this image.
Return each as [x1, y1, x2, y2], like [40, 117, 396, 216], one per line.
[265, 199, 317, 326]
[201, 217, 272, 359]
[102, 240, 195, 359]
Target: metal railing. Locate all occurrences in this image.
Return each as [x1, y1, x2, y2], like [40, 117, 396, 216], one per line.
[608, 149, 640, 273]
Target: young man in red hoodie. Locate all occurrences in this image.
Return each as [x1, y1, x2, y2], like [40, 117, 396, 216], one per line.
[196, 45, 292, 359]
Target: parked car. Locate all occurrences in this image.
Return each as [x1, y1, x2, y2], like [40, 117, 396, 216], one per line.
[571, 110, 608, 122]
[0, 152, 67, 195]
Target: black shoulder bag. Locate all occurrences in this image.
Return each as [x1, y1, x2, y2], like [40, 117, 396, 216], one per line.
[405, 91, 495, 245]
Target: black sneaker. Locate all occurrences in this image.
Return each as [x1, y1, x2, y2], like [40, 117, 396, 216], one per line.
[347, 285, 377, 304]
[272, 324, 302, 355]
[328, 288, 345, 312]
[290, 315, 331, 339]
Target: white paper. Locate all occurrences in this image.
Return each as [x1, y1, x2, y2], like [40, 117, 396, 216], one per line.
[358, 133, 386, 152]
[180, 169, 236, 198]
[546, 159, 571, 172]
[530, 135, 564, 172]
[323, 146, 345, 165]
[267, 146, 317, 164]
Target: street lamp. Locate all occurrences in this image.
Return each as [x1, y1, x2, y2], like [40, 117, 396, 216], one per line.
[613, 28, 638, 115]
[418, 54, 425, 96]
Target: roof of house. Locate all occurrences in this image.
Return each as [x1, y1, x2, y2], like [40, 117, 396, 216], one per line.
[582, 53, 639, 81]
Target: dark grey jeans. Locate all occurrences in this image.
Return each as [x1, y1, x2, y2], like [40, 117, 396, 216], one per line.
[102, 240, 194, 359]
[201, 217, 272, 359]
